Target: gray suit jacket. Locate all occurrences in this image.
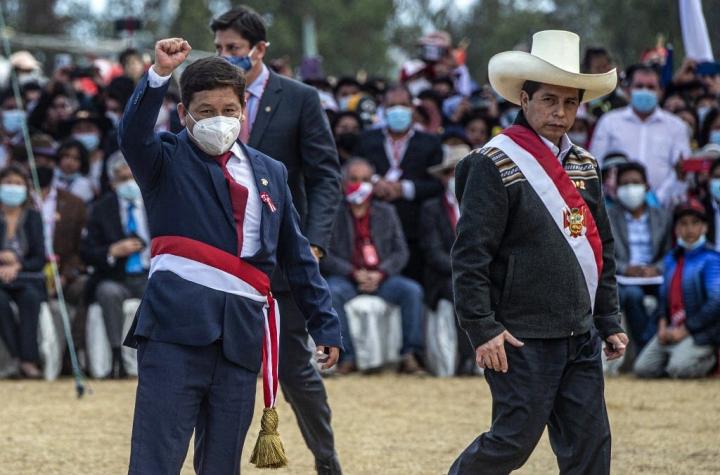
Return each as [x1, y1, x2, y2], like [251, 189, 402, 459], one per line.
[320, 201, 409, 277]
[607, 206, 672, 274]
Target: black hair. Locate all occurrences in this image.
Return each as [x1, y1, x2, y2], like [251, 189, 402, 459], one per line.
[179, 57, 246, 108]
[334, 76, 361, 96]
[582, 47, 610, 73]
[616, 161, 648, 184]
[625, 63, 661, 86]
[699, 107, 720, 147]
[57, 138, 90, 175]
[119, 48, 142, 67]
[383, 83, 412, 104]
[106, 76, 136, 110]
[521, 80, 585, 102]
[331, 111, 362, 133]
[710, 157, 720, 176]
[210, 6, 267, 46]
[0, 164, 31, 206]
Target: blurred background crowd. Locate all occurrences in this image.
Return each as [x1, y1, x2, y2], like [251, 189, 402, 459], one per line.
[0, 0, 719, 381]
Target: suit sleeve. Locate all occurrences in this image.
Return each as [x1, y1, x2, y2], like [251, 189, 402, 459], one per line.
[19, 211, 46, 272]
[592, 169, 624, 339]
[117, 73, 173, 191]
[319, 212, 355, 277]
[420, 202, 452, 275]
[408, 136, 444, 201]
[451, 152, 508, 348]
[278, 165, 343, 350]
[80, 205, 120, 273]
[298, 87, 342, 252]
[377, 205, 409, 276]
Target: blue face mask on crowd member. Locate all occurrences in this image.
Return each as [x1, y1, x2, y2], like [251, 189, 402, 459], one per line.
[223, 45, 257, 72]
[678, 234, 707, 251]
[710, 178, 720, 201]
[630, 89, 657, 114]
[0, 184, 27, 207]
[73, 132, 100, 152]
[709, 130, 720, 146]
[2, 109, 26, 134]
[116, 179, 141, 201]
[385, 105, 413, 133]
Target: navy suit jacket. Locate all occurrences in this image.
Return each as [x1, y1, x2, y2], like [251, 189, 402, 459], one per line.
[118, 74, 342, 372]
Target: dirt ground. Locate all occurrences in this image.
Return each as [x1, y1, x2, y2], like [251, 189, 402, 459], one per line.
[0, 374, 718, 475]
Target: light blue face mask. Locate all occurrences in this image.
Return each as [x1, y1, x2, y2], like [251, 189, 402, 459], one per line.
[2, 109, 26, 134]
[709, 130, 720, 146]
[73, 132, 100, 152]
[385, 105, 413, 133]
[709, 178, 720, 201]
[116, 180, 141, 201]
[631, 89, 657, 114]
[677, 234, 706, 251]
[0, 184, 27, 207]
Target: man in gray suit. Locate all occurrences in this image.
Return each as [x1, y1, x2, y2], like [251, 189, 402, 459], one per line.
[607, 162, 672, 349]
[211, 7, 343, 474]
[321, 159, 425, 374]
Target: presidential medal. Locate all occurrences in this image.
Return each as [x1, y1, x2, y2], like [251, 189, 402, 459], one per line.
[563, 207, 586, 238]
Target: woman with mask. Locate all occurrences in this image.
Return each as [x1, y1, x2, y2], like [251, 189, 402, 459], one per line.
[634, 200, 720, 379]
[60, 107, 111, 196]
[53, 139, 95, 203]
[0, 165, 46, 378]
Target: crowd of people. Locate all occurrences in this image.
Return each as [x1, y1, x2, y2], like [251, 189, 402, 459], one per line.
[0, 29, 719, 380]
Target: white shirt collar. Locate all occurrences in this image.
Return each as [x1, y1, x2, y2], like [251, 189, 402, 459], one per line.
[540, 133, 573, 162]
[230, 142, 247, 162]
[624, 105, 662, 123]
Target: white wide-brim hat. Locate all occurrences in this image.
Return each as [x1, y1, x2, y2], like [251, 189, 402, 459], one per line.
[488, 30, 617, 105]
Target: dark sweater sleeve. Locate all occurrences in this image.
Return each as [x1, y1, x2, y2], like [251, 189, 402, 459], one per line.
[20, 211, 46, 272]
[451, 152, 508, 348]
[592, 171, 624, 339]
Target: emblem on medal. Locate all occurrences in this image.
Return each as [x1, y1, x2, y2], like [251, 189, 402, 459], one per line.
[563, 207, 586, 238]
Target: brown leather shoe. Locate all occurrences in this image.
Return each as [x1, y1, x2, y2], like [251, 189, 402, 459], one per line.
[398, 354, 428, 375]
[20, 362, 42, 379]
[336, 361, 356, 375]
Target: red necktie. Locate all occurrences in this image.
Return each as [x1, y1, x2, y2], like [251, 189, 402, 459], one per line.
[214, 151, 249, 255]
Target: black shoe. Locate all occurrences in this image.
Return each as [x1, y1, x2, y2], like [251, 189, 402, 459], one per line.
[111, 348, 128, 379]
[316, 457, 342, 475]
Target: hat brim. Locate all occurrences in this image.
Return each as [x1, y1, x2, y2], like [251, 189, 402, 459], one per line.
[488, 51, 617, 105]
[428, 157, 463, 178]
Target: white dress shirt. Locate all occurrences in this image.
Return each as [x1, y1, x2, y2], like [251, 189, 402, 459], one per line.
[382, 129, 416, 200]
[540, 133, 574, 163]
[148, 67, 262, 258]
[590, 106, 691, 206]
[34, 186, 58, 255]
[118, 195, 151, 269]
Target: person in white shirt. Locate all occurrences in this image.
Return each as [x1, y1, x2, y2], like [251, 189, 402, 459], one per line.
[590, 64, 691, 207]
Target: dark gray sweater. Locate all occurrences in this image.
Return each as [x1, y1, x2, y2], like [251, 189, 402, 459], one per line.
[451, 120, 623, 349]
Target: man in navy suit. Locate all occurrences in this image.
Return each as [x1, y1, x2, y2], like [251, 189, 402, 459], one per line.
[211, 7, 344, 474]
[119, 38, 341, 475]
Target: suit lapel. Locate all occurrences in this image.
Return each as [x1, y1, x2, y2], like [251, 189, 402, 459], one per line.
[243, 143, 269, 249]
[249, 71, 282, 147]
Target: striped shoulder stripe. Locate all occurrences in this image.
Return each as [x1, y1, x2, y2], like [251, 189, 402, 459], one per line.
[479, 146, 527, 186]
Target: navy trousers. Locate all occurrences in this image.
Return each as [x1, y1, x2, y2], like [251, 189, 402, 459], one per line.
[129, 339, 257, 475]
[449, 330, 611, 475]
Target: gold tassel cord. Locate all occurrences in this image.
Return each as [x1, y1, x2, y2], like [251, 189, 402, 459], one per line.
[250, 408, 288, 469]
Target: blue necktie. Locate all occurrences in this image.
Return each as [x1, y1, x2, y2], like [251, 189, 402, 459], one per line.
[125, 201, 144, 274]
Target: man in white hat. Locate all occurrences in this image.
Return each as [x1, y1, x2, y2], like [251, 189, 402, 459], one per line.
[450, 30, 628, 474]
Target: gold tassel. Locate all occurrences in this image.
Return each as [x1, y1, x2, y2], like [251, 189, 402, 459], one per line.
[250, 407, 288, 469]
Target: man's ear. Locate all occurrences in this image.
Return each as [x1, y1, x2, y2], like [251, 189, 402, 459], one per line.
[177, 102, 187, 127]
[520, 90, 529, 113]
[254, 41, 268, 62]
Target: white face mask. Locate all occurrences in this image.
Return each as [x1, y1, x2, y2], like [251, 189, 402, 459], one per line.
[616, 184, 646, 211]
[187, 113, 241, 156]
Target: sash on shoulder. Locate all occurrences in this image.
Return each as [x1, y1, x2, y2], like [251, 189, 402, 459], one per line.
[486, 125, 603, 311]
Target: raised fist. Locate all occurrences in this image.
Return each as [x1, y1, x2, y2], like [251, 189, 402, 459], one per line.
[153, 38, 192, 76]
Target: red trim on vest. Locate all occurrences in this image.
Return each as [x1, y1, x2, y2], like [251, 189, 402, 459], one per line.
[501, 125, 604, 278]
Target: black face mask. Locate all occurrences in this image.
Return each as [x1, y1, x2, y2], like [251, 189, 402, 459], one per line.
[335, 132, 360, 153]
[36, 166, 55, 188]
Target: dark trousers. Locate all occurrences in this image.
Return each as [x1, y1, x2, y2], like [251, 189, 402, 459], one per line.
[96, 274, 147, 348]
[618, 284, 659, 350]
[277, 292, 341, 472]
[129, 339, 257, 475]
[449, 330, 611, 475]
[0, 283, 43, 362]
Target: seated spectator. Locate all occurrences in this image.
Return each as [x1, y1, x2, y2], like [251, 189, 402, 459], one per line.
[54, 139, 95, 203]
[608, 162, 672, 349]
[591, 64, 690, 206]
[32, 151, 88, 355]
[600, 152, 629, 209]
[59, 107, 111, 195]
[27, 84, 78, 140]
[0, 165, 46, 378]
[705, 157, 720, 251]
[354, 84, 443, 282]
[420, 144, 477, 375]
[634, 200, 720, 378]
[80, 152, 148, 378]
[321, 159, 425, 375]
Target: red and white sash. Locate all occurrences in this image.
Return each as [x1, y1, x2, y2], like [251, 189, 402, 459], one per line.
[150, 235, 280, 410]
[486, 126, 603, 311]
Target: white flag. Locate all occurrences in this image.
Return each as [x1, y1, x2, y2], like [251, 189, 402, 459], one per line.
[679, 0, 714, 61]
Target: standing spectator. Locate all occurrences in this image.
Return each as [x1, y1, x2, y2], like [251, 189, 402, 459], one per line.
[53, 139, 94, 204]
[322, 159, 425, 375]
[698, 107, 720, 147]
[119, 49, 146, 84]
[591, 64, 691, 206]
[634, 200, 720, 378]
[211, 7, 343, 473]
[581, 47, 626, 120]
[0, 165, 45, 378]
[60, 107, 111, 196]
[334, 77, 361, 110]
[331, 111, 362, 165]
[80, 152, 148, 378]
[705, 157, 720, 250]
[419, 144, 477, 375]
[354, 84, 443, 282]
[608, 163, 672, 348]
[27, 84, 78, 140]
